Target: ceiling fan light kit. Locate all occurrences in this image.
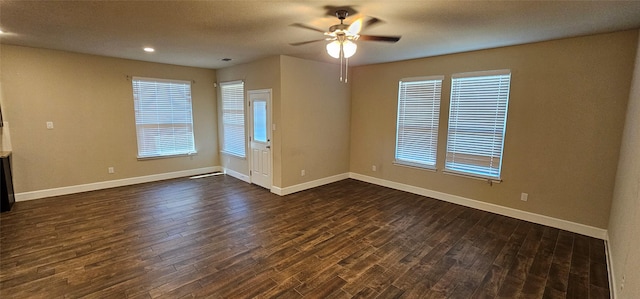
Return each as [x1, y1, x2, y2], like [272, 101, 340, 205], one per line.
[326, 41, 341, 58]
[342, 40, 358, 58]
[326, 39, 357, 59]
[291, 8, 401, 83]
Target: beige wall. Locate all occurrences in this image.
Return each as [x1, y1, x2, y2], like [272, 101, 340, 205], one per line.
[280, 56, 350, 187]
[350, 30, 638, 228]
[216, 55, 350, 189]
[0, 45, 218, 193]
[607, 31, 640, 298]
[0, 44, 9, 151]
[216, 55, 282, 186]
[0, 71, 6, 151]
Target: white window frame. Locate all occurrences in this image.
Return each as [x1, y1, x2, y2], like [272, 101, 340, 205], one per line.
[445, 69, 511, 181]
[131, 76, 196, 159]
[220, 80, 246, 158]
[394, 75, 444, 170]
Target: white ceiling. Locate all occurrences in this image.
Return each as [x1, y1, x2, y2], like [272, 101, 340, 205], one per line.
[1, 1, 640, 69]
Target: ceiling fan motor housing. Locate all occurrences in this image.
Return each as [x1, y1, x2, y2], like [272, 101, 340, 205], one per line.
[330, 10, 351, 33]
[335, 9, 349, 20]
[329, 23, 349, 33]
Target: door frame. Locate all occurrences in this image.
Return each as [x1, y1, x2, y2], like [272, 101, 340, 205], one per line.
[248, 89, 273, 190]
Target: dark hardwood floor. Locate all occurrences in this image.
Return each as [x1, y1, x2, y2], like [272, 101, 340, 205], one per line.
[0, 176, 610, 298]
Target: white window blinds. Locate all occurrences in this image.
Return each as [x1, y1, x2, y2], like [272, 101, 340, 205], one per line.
[395, 76, 443, 169]
[445, 70, 511, 180]
[220, 81, 246, 157]
[132, 77, 196, 159]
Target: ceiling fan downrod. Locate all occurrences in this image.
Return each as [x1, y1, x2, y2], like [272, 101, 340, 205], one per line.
[330, 10, 351, 33]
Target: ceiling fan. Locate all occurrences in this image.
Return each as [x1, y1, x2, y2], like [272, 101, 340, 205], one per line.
[290, 9, 401, 82]
[290, 9, 401, 48]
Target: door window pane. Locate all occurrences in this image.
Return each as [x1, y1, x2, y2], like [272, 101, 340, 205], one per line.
[253, 101, 267, 143]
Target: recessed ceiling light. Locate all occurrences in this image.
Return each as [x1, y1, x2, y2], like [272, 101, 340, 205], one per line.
[143, 47, 155, 53]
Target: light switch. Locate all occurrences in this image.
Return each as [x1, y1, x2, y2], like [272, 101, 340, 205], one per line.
[46, 121, 54, 129]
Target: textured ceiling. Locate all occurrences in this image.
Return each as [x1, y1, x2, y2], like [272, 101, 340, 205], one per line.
[1, 1, 640, 69]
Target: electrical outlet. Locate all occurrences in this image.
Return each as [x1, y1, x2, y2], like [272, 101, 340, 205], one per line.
[301, 169, 305, 176]
[520, 193, 528, 201]
[46, 121, 54, 129]
[372, 165, 377, 172]
[108, 167, 115, 174]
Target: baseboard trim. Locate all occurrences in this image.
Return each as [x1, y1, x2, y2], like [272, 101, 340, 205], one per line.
[271, 186, 284, 196]
[349, 172, 608, 240]
[605, 233, 617, 298]
[15, 166, 222, 202]
[271, 173, 350, 196]
[223, 168, 250, 183]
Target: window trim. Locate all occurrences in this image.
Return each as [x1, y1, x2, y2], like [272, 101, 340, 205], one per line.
[131, 76, 197, 160]
[394, 75, 444, 170]
[444, 69, 511, 181]
[219, 80, 247, 158]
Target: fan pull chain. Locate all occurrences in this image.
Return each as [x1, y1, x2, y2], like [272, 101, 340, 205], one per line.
[338, 43, 348, 83]
[345, 57, 349, 83]
[339, 48, 344, 82]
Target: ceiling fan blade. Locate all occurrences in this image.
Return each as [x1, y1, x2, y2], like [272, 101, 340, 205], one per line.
[347, 18, 363, 35]
[363, 17, 382, 30]
[290, 23, 326, 33]
[289, 39, 325, 46]
[358, 35, 401, 43]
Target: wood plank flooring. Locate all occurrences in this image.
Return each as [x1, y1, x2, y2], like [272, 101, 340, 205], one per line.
[0, 176, 610, 298]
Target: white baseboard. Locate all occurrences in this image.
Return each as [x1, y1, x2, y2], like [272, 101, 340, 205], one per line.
[271, 173, 350, 196]
[270, 186, 284, 195]
[15, 166, 222, 202]
[605, 233, 617, 298]
[223, 168, 250, 183]
[348, 172, 608, 240]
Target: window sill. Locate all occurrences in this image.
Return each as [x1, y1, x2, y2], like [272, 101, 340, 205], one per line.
[392, 161, 437, 172]
[137, 152, 197, 161]
[221, 151, 246, 160]
[442, 169, 502, 184]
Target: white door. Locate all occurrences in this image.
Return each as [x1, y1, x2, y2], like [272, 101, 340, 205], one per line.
[248, 89, 272, 189]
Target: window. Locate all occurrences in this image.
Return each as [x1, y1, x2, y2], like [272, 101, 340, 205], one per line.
[395, 76, 443, 169]
[220, 81, 246, 157]
[253, 101, 267, 143]
[132, 77, 196, 159]
[445, 69, 511, 180]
